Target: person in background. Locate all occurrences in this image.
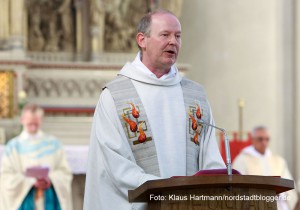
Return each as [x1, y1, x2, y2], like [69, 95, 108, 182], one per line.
[0, 103, 73, 210]
[84, 9, 225, 210]
[233, 125, 298, 210]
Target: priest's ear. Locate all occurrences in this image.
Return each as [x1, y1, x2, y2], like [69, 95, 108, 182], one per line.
[136, 32, 146, 50]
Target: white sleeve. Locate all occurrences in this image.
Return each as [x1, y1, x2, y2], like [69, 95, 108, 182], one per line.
[85, 89, 159, 198]
[199, 106, 226, 170]
[280, 159, 298, 209]
[0, 147, 36, 210]
[232, 154, 247, 174]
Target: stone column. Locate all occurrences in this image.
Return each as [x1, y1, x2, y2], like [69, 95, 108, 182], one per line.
[75, 0, 91, 61]
[0, 0, 10, 49]
[75, 0, 84, 56]
[295, 0, 300, 181]
[23, 1, 28, 50]
[58, 0, 74, 52]
[277, 0, 297, 178]
[10, 0, 25, 50]
[89, 0, 105, 61]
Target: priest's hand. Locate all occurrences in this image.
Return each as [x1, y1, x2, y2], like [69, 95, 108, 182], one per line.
[34, 178, 51, 190]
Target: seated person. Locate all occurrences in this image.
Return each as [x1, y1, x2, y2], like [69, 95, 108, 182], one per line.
[233, 125, 298, 210]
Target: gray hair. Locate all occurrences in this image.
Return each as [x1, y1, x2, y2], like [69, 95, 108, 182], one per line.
[251, 125, 268, 137]
[136, 9, 177, 51]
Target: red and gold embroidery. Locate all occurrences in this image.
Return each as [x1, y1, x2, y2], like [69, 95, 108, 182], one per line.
[195, 102, 202, 119]
[137, 122, 147, 143]
[128, 102, 140, 118]
[188, 102, 204, 145]
[193, 129, 200, 145]
[122, 102, 152, 145]
[188, 111, 198, 131]
[122, 114, 137, 132]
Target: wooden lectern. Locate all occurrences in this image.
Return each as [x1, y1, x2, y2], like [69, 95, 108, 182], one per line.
[128, 175, 294, 210]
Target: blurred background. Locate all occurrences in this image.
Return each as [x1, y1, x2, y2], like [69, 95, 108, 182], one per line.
[0, 0, 300, 209]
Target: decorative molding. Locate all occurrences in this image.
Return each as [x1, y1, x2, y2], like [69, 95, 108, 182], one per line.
[24, 68, 118, 108]
[27, 52, 137, 64]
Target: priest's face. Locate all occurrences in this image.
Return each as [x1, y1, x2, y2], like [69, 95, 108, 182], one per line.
[252, 129, 270, 155]
[21, 111, 43, 134]
[138, 13, 182, 75]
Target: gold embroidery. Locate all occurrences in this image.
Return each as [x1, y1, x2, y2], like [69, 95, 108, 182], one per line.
[188, 103, 204, 145]
[122, 103, 152, 145]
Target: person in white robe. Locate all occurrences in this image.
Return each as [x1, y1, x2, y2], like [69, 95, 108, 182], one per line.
[83, 10, 225, 210]
[233, 125, 298, 210]
[0, 104, 73, 210]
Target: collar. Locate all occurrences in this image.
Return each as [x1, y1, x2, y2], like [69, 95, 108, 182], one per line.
[19, 130, 44, 141]
[131, 52, 177, 80]
[242, 145, 272, 158]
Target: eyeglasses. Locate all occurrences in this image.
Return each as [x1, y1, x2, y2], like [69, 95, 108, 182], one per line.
[255, 137, 270, 141]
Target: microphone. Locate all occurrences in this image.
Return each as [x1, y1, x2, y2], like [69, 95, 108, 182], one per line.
[198, 119, 232, 176]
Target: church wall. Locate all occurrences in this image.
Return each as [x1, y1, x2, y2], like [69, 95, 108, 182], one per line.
[0, 0, 299, 205]
[179, 0, 295, 176]
[295, 0, 300, 184]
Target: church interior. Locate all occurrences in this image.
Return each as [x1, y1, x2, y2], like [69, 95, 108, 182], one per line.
[1, 0, 300, 209]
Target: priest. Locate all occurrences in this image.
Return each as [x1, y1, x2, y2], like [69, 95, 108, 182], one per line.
[84, 10, 225, 210]
[233, 126, 298, 210]
[0, 104, 73, 210]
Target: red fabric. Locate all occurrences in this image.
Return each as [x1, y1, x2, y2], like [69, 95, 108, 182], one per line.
[193, 168, 241, 176]
[220, 132, 252, 162]
[171, 169, 241, 178]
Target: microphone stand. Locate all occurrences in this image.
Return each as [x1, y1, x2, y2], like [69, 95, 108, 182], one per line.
[199, 120, 232, 176]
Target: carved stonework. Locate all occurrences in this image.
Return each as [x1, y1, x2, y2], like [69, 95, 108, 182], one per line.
[24, 67, 118, 107]
[25, 0, 183, 55]
[102, 0, 183, 52]
[158, 0, 183, 17]
[27, 0, 75, 52]
[103, 0, 148, 52]
[26, 77, 105, 98]
[89, 0, 105, 54]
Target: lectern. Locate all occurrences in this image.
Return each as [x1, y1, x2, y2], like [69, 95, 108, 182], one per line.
[128, 175, 294, 210]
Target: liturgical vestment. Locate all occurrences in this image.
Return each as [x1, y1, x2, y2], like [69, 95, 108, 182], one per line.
[0, 130, 73, 210]
[233, 145, 297, 210]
